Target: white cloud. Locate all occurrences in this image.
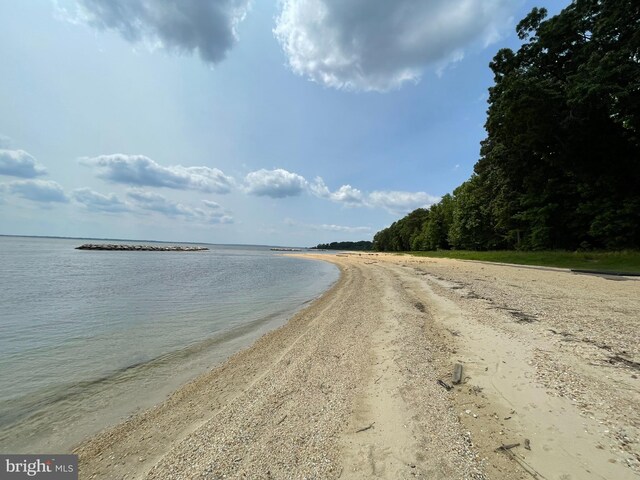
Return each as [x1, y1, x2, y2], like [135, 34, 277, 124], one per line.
[310, 177, 436, 213]
[71, 0, 251, 64]
[81, 154, 234, 193]
[244, 168, 308, 198]
[329, 184, 364, 205]
[127, 188, 232, 223]
[310, 177, 364, 205]
[285, 218, 371, 234]
[0, 149, 47, 178]
[72, 187, 130, 212]
[274, 0, 517, 91]
[312, 223, 371, 233]
[368, 190, 439, 214]
[8, 180, 68, 203]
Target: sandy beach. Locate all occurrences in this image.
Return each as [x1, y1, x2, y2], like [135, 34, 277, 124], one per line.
[75, 253, 640, 479]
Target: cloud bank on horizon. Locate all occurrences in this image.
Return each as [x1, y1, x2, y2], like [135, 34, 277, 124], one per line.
[77, 155, 438, 214]
[1, 148, 438, 226]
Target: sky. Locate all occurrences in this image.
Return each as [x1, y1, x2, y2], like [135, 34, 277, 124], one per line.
[0, 0, 569, 246]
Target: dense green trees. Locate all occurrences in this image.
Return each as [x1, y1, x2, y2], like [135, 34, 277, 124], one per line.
[374, 0, 640, 252]
[312, 241, 373, 251]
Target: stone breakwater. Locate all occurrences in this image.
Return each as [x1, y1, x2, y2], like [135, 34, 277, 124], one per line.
[76, 244, 209, 252]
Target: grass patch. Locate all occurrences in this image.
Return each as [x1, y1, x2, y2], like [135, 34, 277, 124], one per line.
[406, 250, 640, 274]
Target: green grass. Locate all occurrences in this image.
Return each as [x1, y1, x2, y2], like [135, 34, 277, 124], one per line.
[405, 250, 640, 274]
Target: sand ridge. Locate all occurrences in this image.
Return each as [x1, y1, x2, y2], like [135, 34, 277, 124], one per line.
[75, 253, 640, 479]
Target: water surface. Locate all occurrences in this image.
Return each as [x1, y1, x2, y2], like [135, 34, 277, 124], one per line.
[0, 236, 338, 452]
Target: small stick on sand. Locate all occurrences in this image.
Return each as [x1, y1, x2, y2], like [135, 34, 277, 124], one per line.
[356, 422, 375, 433]
[496, 443, 520, 452]
[437, 379, 453, 391]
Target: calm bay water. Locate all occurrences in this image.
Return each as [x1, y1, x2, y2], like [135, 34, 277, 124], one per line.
[0, 236, 338, 452]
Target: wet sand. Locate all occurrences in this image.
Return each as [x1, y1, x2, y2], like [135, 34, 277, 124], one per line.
[75, 253, 640, 479]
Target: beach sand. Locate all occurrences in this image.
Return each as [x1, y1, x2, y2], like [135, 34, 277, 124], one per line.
[75, 253, 640, 479]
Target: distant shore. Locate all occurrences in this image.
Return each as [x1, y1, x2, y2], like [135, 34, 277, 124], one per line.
[75, 253, 640, 479]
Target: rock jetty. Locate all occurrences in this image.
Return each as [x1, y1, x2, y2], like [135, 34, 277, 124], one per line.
[76, 244, 208, 252]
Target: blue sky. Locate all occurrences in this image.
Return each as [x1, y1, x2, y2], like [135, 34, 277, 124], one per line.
[0, 0, 569, 246]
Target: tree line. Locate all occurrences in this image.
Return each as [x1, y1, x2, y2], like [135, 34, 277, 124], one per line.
[374, 0, 639, 252]
[311, 241, 373, 251]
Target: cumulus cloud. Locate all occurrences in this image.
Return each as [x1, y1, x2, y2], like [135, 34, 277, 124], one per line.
[127, 188, 232, 223]
[81, 154, 234, 193]
[74, 0, 251, 64]
[72, 187, 130, 212]
[274, 0, 516, 91]
[0, 149, 47, 178]
[311, 177, 437, 213]
[8, 180, 68, 203]
[368, 190, 439, 214]
[244, 169, 307, 198]
[285, 218, 371, 234]
[311, 177, 364, 205]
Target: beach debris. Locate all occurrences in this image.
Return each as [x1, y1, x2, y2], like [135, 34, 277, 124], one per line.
[356, 422, 375, 433]
[524, 438, 531, 450]
[469, 385, 483, 395]
[277, 415, 288, 425]
[414, 301, 426, 312]
[496, 443, 521, 452]
[437, 379, 453, 391]
[608, 355, 640, 371]
[453, 364, 464, 385]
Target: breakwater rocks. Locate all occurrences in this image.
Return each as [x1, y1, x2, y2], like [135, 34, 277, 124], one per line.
[76, 244, 209, 252]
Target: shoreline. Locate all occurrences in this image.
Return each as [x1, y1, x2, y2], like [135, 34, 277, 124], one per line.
[0, 251, 339, 456]
[75, 253, 640, 479]
[73, 258, 350, 479]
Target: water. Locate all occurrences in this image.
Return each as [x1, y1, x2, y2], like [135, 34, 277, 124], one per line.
[0, 236, 339, 453]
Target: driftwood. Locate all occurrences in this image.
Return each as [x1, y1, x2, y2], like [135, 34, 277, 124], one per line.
[453, 364, 463, 384]
[437, 380, 453, 391]
[356, 422, 375, 433]
[496, 443, 520, 452]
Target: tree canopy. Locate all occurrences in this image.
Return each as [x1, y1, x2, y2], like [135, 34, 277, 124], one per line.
[374, 0, 640, 252]
[312, 241, 373, 251]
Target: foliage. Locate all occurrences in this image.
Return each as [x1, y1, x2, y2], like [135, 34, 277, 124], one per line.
[373, 0, 640, 253]
[312, 241, 373, 251]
